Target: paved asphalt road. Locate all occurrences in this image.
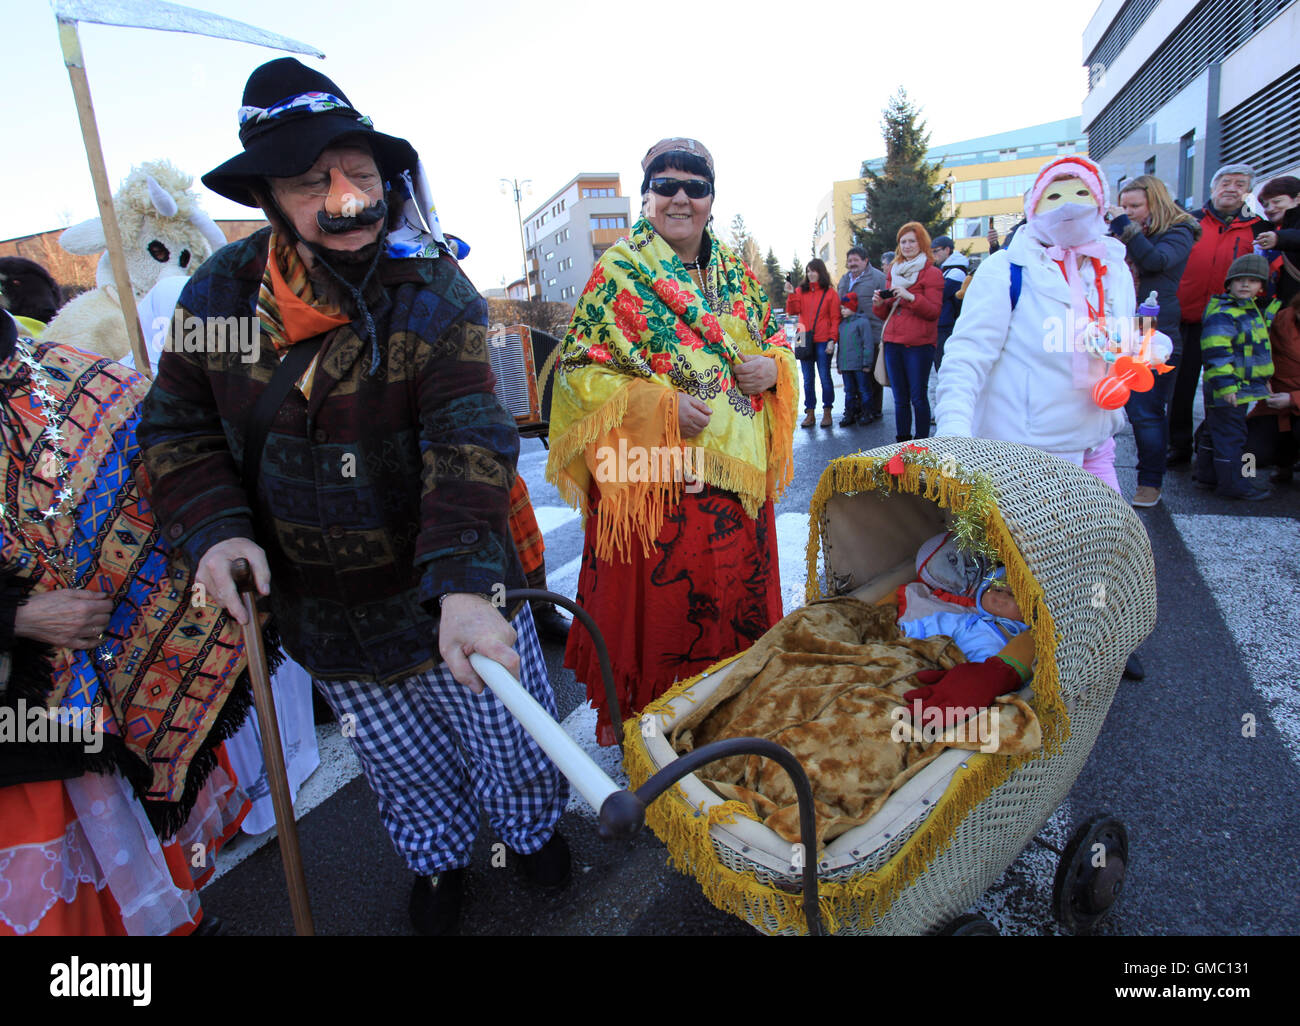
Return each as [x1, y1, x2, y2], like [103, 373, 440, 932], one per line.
[202, 387, 1300, 936]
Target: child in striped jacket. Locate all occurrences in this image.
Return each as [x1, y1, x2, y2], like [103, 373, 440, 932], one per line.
[1196, 253, 1279, 500]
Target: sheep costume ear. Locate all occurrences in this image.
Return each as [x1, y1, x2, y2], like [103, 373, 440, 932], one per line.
[60, 217, 107, 255]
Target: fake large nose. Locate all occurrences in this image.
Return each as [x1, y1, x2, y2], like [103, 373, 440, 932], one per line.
[325, 168, 375, 218]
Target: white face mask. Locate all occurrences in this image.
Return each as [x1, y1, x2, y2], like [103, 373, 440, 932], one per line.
[1030, 201, 1105, 249]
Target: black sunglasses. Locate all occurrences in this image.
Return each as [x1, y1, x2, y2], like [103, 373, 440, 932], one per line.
[648, 177, 713, 199]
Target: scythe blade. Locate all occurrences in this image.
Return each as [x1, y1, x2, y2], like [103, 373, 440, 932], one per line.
[51, 0, 324, 58]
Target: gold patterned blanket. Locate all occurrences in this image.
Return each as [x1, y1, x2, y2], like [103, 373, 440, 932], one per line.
[668, 597, 1041, 847]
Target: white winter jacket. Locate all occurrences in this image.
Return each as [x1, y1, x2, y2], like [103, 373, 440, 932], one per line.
[934, 227, 1136, 456]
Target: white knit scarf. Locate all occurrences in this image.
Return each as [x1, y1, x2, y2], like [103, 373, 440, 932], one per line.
[889, 252, 928, 289]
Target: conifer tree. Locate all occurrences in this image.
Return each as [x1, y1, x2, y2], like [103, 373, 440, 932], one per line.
[787, 253, 805, 288]
[763, 248, 784, 306]
[854, 87, 954, 262]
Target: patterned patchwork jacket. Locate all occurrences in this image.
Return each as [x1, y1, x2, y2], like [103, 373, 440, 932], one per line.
[137, 228, 525, 684]
[1201, 292, 1280, 406]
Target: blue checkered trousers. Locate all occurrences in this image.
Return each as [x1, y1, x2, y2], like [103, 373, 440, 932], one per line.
[313, 607, 569, 875]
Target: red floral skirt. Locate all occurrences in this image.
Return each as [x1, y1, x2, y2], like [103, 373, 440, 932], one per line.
[565, 485, 782, 746]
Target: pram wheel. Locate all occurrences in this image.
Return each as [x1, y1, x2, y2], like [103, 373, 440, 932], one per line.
[1052, 814, 1128, 935]
[939, 913, 999, 936]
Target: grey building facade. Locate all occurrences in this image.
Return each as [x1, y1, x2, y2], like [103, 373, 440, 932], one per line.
[523, 173, 632, 304]
[1082, 0, 1299, 208]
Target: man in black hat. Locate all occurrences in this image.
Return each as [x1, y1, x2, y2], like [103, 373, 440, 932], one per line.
[137, 58, 570, 935]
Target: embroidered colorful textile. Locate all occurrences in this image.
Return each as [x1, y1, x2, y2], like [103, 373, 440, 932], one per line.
[565, 484, 782, 746]
[238, 90, 372, 129]
[256, 233, 350, 399]
[1, 340, 253, 833]
[508, 475, 545, 578]
[546, 219, 796, 561]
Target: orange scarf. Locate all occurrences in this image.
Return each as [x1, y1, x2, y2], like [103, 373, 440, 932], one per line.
[256, 235, 351, 399]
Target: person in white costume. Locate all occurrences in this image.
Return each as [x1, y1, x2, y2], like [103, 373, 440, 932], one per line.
[934, 155, 1144, 490]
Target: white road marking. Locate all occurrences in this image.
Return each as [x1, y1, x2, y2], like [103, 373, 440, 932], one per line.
[776, 512, 811, 614]
[532, 504, 581, 535]
[206, 724, 362, 885]
[1171, 513, 1300, 767]
[546, 553, 585, 603]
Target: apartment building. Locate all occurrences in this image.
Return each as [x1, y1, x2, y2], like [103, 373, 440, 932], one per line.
[814, 118, 1089, 277]
[521, 173, 631, 304]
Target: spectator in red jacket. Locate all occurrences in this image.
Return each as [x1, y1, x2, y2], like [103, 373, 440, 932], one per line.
[1167, 163, 1269, 465]
[873, 221, 943, 441]
[784, 257, 840, 427]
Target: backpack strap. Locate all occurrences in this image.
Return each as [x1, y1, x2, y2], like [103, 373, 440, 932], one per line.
[1009, 261, 1023, 311]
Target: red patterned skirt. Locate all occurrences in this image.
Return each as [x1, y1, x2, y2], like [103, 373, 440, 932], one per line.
[565, 484, 782, 746]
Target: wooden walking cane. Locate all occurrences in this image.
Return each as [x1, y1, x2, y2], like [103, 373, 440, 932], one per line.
[231, 557, 315, 936]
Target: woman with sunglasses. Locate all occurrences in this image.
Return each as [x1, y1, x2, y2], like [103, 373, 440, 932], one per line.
[783, 258, 840, 427]
[546, 138, 797, 746]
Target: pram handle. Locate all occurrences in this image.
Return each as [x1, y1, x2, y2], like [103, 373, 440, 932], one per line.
[472, 590, 826, 936]
[504, 588, 625, 744]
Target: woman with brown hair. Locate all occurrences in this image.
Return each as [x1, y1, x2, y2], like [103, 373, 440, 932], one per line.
[872, 222, 943, 441]
[1106, 174, 1199, 507]
[783, 257, 840, 427]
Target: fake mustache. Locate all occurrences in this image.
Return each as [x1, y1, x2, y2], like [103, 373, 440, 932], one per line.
[316, 197, 388, 235]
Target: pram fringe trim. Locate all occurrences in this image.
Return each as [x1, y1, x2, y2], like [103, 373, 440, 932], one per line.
[627, 450, 1071, 935]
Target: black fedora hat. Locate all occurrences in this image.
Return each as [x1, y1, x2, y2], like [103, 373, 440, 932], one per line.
[202, 58, 418, 208]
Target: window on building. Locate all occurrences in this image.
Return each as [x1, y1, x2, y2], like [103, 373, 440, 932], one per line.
[590, 216, 628, 230]
[581, 186, 616, 198]
[555, 231, 563, 245]
[547, 277, 556, 287]
[1178, 132, 1196, 207]
[956, 216, 988, 239]
[954, 180, 983, 203]
[999, 149, 1018, 161]
[545, 251, 554, 261]
[850, 193, 867, 214]
[819, 244, 830, 261]
[815, 214, 829, 236]
[1144, 155, 1157, 174]
[986, 173, 1036, 200]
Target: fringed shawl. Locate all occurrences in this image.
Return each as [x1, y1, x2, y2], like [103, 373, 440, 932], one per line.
[546, 219, 796, 561]
[1, 339, 262, 835]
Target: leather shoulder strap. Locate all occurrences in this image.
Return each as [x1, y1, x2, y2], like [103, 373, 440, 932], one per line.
[241, 337, 326, 502]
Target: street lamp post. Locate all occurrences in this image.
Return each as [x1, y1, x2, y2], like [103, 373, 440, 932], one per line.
[500, 177, 533, 302]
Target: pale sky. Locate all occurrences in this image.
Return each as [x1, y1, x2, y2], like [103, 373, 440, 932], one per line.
[5, 0, 1094, 287]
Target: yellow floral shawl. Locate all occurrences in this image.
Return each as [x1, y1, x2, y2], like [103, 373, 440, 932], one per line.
[546, 219, 796, 562]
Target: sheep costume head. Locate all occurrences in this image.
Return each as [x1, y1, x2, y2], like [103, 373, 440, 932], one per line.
[42, 160, 228, 364]
[59, 159, 227, 296]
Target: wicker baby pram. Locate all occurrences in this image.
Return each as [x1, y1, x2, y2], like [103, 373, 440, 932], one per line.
[620, 437, 1158, 935]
